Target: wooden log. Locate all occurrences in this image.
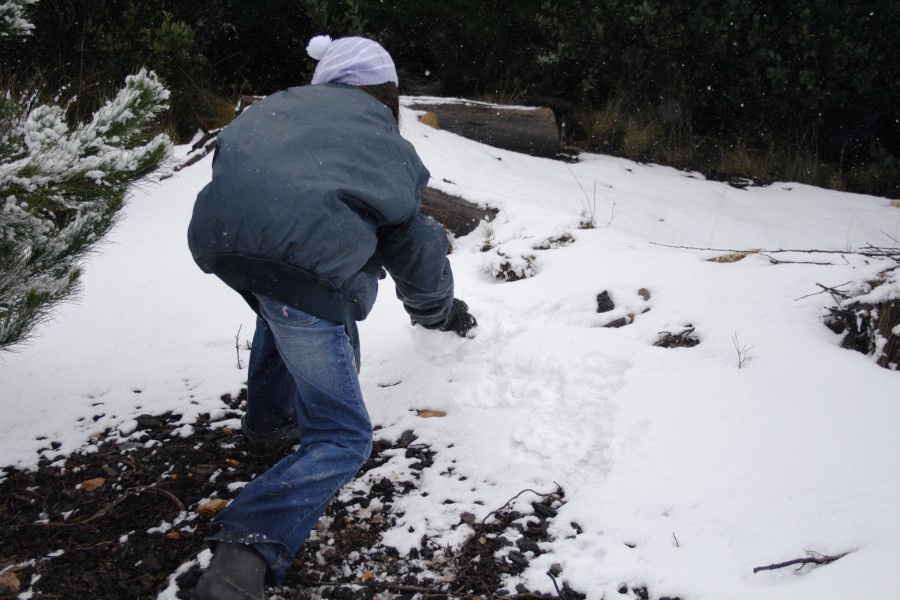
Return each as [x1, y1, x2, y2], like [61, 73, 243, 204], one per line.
[407, 100, 560, 158]
[421, 187, 497, 238]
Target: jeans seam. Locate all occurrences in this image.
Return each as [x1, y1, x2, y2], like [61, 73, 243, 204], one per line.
[339, 332, 367, 415]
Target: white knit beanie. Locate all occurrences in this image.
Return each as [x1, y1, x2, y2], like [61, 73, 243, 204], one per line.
[307, 35, 398, 86]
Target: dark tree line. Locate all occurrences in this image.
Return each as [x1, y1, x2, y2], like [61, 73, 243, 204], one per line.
[4, 0, 898, 195]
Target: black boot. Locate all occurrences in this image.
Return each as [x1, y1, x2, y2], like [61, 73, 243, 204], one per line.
[192, 542, 267, 600]
[241, 415, 301, 456]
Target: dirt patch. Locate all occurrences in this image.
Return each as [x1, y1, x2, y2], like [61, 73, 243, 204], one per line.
[0, 391, 591, 599]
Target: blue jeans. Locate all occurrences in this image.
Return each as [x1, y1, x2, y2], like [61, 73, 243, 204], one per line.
[207, 294, 372, 583]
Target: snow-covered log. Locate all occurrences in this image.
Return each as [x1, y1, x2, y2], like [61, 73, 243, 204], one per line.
[421, 186, 497, 238]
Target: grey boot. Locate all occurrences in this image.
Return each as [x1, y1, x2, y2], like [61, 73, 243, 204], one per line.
[193, 542, 267, 600]
[241, 415, 301, 456]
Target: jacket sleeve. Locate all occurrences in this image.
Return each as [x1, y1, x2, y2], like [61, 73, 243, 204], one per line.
[378, 213, 454, 327]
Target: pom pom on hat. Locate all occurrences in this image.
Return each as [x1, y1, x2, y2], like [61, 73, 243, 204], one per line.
[306, 35, 332, 61]
[307, 35, 398, 87]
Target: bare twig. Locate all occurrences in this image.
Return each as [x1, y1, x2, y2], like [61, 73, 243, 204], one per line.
[547, 571, 569, 599]
[753, 551, 850, 573]
[477, 487, 561, 529]
[794, 281, 852, 302]
[815, 282, 853, 303]
[567, 165, 616, 229]
[758, 253, 833, 265]
[235, 324, 243, 370]
[77, 483, 185, 525]
[708, 187, 728, 247]
[455, 486, 562, 582]
[649, 241, 900, 261]
[732, 332, 753, 369]
[880, 229, 900, 247]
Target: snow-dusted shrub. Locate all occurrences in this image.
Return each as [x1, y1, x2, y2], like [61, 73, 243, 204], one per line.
[0, 68, 173, 350]
[824, 268, 900, 370]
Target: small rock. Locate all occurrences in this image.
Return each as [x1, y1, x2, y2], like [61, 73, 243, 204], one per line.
[508, 550, 529, 567]
[596, 290, 615, 313]
[604, 316, 632, 328]
[532, 501, 557, 518]
[0, 571, 20, 595]
[419, 112, 440, 129]
[398, 430, 418, 447]
[197, 498, 229, 517]
[417, 409, 447, 418]
[135, 414, 161, 429]
[321, 546, 338, 561]
[166, 531, 181, 539]
[80, 477, 106, 492]
[637, 288, 651, 301]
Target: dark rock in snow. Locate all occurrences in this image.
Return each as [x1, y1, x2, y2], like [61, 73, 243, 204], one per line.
[597, 290, 615, 313]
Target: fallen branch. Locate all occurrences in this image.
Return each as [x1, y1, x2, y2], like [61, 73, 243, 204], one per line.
[172, 128, 221, 173]
[758, 253, 834, 265]
[77, 483, 186, 525]
[649, 242, 900, 261]
[753, 551, 850, 573]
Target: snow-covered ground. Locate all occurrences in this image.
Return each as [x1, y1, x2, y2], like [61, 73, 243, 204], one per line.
[2, 101, 899, 600]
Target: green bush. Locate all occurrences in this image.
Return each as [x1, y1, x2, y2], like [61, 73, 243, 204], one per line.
[4, 0, 896, 194]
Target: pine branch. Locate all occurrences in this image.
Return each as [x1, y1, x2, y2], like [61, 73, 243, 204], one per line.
[0, 67, 173, 350]
[0, 0, 37, 38]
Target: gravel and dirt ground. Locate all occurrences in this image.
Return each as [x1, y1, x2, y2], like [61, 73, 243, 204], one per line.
[0, 390, 598, 599]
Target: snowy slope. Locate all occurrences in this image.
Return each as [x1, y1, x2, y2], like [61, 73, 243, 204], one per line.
[1, 102, 899, 600]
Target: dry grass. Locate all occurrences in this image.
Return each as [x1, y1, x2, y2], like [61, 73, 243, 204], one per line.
[567, 95, 898, 197]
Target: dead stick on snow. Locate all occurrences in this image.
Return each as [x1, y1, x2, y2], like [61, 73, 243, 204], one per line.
[235, 324, 243, 369]
[753, 551, 850, 573]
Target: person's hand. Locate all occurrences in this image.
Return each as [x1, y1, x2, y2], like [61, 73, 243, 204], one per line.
[440, 298, 477, 338]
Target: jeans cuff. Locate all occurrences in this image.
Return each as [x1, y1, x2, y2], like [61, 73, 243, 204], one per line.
[206, 523, 292, 584]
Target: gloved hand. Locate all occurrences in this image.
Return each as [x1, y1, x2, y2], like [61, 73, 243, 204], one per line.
[439, 298, 477, 338]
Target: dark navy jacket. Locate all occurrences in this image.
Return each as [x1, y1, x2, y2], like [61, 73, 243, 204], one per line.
[188, 84, 454, 328]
